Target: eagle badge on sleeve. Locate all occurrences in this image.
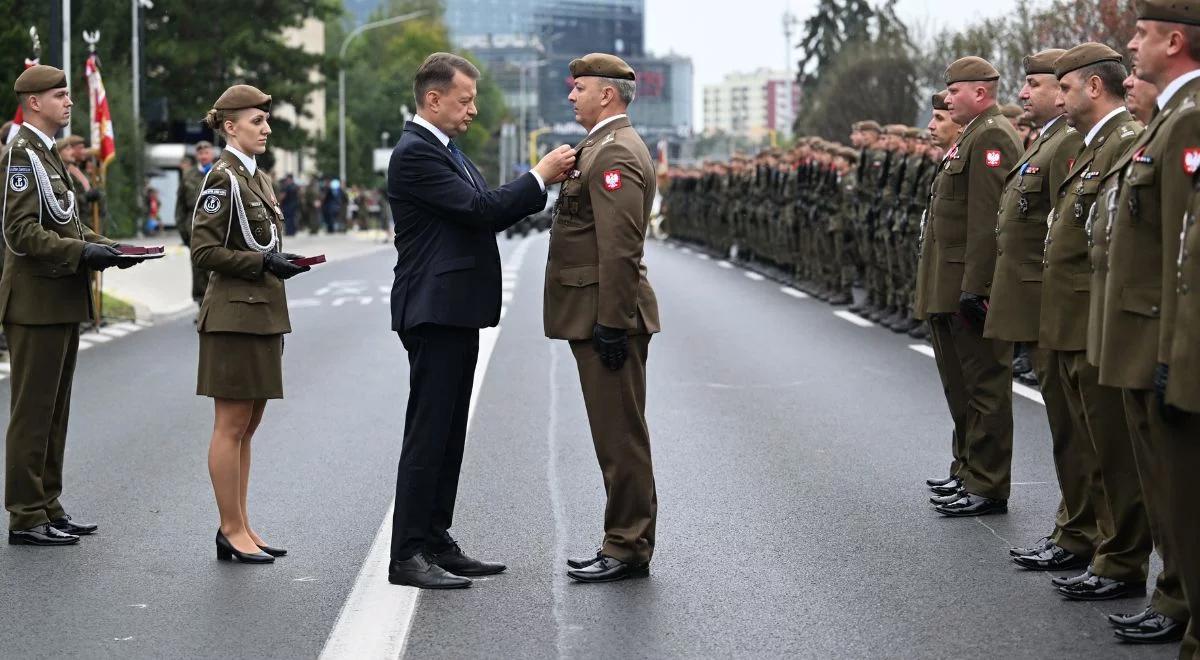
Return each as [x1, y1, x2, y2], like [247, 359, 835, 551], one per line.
[603, 169, 622, 191]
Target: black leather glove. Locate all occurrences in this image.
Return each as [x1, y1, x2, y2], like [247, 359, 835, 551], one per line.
[80, 243, 124, 271]
[111, 244, 146, 269]
[84, 188, 102, 202]
[263, 251, 309, 280]
[592, 323, 628, 371]
[1153, 363, 1184, 425]
[958, 291, 989, 330]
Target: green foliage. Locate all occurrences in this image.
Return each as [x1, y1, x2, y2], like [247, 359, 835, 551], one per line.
[319, 0, 509, 186]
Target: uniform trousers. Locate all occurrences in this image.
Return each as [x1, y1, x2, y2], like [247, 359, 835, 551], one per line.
[927, 316, 970, 479]
[1059, 351, 1149, 582]
[1160, 409, 1200, 659]
[568, 333, 657, 566]
[1123, 389, 1190, 623]
[948, 314, 1013, 500]
[4, 322, 79, 531]
[391, 324, 479, 560]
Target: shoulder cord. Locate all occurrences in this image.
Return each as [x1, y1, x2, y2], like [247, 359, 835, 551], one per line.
[191, 166, 278, 254]
[25, 147, 76, 224]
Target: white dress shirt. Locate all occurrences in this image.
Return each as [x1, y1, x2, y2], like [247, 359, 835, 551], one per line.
[413, 113, 544, 191]
[224, 144, 257, 176]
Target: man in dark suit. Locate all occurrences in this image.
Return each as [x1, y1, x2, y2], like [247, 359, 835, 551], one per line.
[385, 52, 575, 589]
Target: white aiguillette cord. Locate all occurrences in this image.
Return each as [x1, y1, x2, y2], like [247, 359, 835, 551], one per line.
[193, 165, 278, 254]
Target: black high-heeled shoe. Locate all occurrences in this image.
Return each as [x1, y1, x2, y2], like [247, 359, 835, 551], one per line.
[215, 530, 274, 564]
[256, 543, 287, 557]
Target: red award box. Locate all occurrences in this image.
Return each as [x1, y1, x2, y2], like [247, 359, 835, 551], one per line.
[290, 254, 326, 267]
[117, 245, 166, 259]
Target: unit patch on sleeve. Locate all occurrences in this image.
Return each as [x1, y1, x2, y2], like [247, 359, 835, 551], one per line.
[985, 150, 1002, 168]
[603, 169, 622, 191]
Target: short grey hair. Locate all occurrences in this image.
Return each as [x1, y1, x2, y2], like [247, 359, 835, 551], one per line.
[599, 76, 636, 105]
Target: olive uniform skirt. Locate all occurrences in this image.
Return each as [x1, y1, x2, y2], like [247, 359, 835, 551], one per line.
[197, 332, 284, 400]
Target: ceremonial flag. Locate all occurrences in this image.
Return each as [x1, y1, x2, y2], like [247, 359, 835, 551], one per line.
[7, 58, 37, 143]
[85, 52, 115, 167]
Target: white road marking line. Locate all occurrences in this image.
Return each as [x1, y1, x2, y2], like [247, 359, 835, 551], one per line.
[679, 246, 693, 254]
[908, 344, 936, 358]
[113, 322, 142, 333]
[288, 298, 322, 309]
[378, 285, 390, 294]
[546, 341, 569, 656]
[98, 327, 129, 338]
[0, 363, 9, 374]
[780, 286, 809, 299]
[834, 310, 874, 327]
[134, 320, 152, 327]
[717, 260, 733, 269]
[80, 332, 113, 343]
[744, 271, 765, 282]
[502, 291, 514, 303]
[909, 344, 1047, 406]
[77, 341, 93, 351]
[696, 253, 710, 260]
[1013, 382, 1045, 405]
[320, 233, 538, 660]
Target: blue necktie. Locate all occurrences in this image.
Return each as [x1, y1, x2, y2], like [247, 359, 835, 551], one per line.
[448, 140, 476, 188]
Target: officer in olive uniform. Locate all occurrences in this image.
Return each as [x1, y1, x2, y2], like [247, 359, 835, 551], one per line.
[978, 48, 1092, 564]
[544, 54, 660, 583]
[1098, 2, 1200, 644]
[2, 66, 146, 546]
[176, 150, 208, 306]
[917, 57, 1022, 517]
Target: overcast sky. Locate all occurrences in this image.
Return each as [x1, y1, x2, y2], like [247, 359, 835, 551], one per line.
[646, 0, 1021, 128]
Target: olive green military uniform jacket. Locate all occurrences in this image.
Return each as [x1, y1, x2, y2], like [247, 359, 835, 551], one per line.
[1087, 135, 1142, 366]
[1101, 77, 1200, 390]
[0, 124, 116, 325]
[1041, 110, 1140, 352]
[984, 117, 1081, 342]
[919, 104, 1023, 316]
[192, 151, 291, 335]
[176, 166, 204, 243]
[1168, 186, 1200, 412]
[544, 116, 660, 341]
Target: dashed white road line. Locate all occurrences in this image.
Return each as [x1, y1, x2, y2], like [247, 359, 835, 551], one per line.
[696, 253, 710, 261]
[743, 271, 765, 282]
[780, 286, 809, 299]
[80, 332, 113, 343]
[908, 344, 936, 358]
[0, 363, 9, 374]
[834, 310, 874, 327]
[98, 327, 130, 338]
[717, 260, 733, 269]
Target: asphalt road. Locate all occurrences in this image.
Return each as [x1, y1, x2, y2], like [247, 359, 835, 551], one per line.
[0, 233, 1176, 659]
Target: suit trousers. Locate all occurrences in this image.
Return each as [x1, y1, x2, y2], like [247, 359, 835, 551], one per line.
[1060, 352, 1150, 583]
[927, 316, 970, 479]
[1160, 409, 1200, 659]
[949, 314, 1013, 500]
[4, 322, 79, 531]
[568, 333, 657, 565]
[1123, 389, 1189, 622]
[391, 324, 479, 560]
[1037, 348, 1106, 558]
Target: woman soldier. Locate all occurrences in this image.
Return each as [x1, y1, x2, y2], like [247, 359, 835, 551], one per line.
[191, 85, 310, 564]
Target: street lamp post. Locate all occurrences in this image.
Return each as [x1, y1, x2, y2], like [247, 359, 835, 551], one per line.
[338, 11, 427, 190]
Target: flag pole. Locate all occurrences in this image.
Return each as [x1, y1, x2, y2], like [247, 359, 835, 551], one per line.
[84, 30, 103, 329]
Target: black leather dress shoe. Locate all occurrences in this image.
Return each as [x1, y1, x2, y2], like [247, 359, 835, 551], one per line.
[926, 475, 958, 488]
[257, 544, 288, 557]
[1012, 544, 1089, 571]
[389, 554, 471, 589]
[215, 530, 273, 564]
[50, 516, 97, 536]
[1108, 606, 1154, 628]
[933, 493, 1007, 517]
[1058, 575, 1145, 601]
[929, 489, 965, 505]
[566, 555, 649, 583]
[1050, 569, 1092, 587]
[1010, 535, 1053, 558]
[427, 542, 505, 576]
[567, 549, 603, 570]
[1113, 611, 1185, 644]
[8, 524, 79, 546]
[930, 478, 964, 496]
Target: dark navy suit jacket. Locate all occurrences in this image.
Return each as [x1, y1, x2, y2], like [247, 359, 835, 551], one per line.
[387, 121, 545, 332]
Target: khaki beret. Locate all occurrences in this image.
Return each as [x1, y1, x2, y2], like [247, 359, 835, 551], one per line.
[14, 65, 67, 94]
[932, 90, 950, 111]
[904, 127, 921, 139]
[884, 124, 907, 136]
[1137, 0, 1200, 26]
[858, 120, 882, 133]
[1000, 103, 1024, 119]
[1055, 42, 1124, 78]
[56, 135, 85, 149]
[945, 56, 1001, 84]
[569, 53, 635, 81]
[1018, 115, 1036, 128]
[194, 140, 214, 150]
[1023, 48, 1067, 75]
[213, 84, 272, 111]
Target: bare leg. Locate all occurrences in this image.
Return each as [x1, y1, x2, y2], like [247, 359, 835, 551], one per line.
[239, 400, 268, 547]
[208, 398, 259, 554]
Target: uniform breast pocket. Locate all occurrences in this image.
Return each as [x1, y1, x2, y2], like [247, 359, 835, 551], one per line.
[1071, 181, 1101, 226]
[941, 160, 967, 199]
[1125, 165, 1156, 224]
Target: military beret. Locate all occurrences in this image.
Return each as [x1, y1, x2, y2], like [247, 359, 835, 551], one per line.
[14, 65, 67, 94]
[1055, 42, 1124, 78]
[932, 90, 950, 111]
[194, 140, 214, 150]
[858, 120, 882, 133]
[56, 135, 84, 149]
[1018, 116, 1036, 128]
[1023, 48, 1067, 75]
[213, 84, 272, 111]
[569, 53, 635, 81]
[904, 127, 921, 139]
[884, 124, 907, 136]
[1000, 103, 1024, 119]
[945, 56, 1001, 84]
[1137, 0, 1200, 26]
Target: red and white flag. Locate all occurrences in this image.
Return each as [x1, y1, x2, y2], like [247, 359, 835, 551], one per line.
[85, 52, 115, 167]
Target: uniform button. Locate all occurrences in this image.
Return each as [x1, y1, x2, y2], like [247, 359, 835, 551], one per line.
[997, 248, 1003, 256]
[577, 278, 583, 285]
[248, 295, 255, 301]
[1151, 305, 1160, 315]
[1182, 284, 1191, 294]
[627, 311, 635, 317]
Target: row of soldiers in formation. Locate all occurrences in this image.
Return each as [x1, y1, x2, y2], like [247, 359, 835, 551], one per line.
[666, 11, 1200, 657]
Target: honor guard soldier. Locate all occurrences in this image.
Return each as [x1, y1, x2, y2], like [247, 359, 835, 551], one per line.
[2, 65, 147, 546]
[1096, 0, 1200, 647]
[917, 57, 1022, 517]
[981, 48, 1092, 563]
[544, 53, 661, 583]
